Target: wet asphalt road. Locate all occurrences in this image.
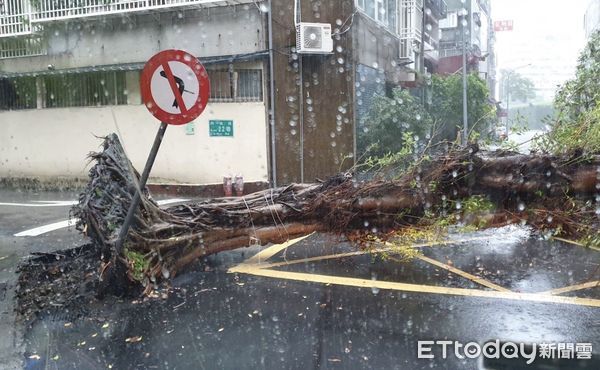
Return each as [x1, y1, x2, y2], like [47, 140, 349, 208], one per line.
[0, 189, 599, 370]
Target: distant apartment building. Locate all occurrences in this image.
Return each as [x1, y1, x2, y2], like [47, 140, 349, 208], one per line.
[0, 0, 447, 186]
[436, 0, 496, 94]
[585, 0, 600, 38]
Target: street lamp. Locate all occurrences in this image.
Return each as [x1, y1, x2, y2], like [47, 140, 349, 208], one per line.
[504, 63, 531, 136]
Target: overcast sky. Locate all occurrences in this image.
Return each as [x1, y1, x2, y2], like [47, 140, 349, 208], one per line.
[492, 0, 589, 102]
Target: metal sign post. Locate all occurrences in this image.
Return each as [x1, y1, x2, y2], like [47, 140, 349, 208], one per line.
[113, 49, 210, 256]
[114, 121, 168, 255]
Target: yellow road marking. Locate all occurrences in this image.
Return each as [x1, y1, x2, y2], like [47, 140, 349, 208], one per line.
[242, 233, 315, 265]
[540, 281, 600, 296]
[251, 251, 366, 269]
[229, 234, 600, 308]
[243, 237, 491, 268]
[413, 255, 511, 292]
[231, 264, 600, 308]
[551, 237, 600, 252]
[381, 236, 493, 250]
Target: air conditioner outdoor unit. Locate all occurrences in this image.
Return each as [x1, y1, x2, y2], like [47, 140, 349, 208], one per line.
[296, 22, 333, 54]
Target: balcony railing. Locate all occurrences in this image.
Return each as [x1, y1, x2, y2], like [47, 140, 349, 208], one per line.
[0, 0, 256, 37]
[0, 0, 33, 36]
[0, 35, 46, 58]
[399, 0, 423, 60]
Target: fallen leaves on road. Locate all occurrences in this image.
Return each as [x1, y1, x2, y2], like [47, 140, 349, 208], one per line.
[125, 336, 143, 343]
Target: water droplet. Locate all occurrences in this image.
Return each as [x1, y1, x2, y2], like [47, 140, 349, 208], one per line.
[452, 170, 458, 178]
[371, 273, 379, 295]
[372, 62, 379, 69]
[363, 221, 369, 227]
[330, 141, 337, 147]
[455, 201, 462, 210]
[518, 203, 526, 212]
[271, 316, 279, 322]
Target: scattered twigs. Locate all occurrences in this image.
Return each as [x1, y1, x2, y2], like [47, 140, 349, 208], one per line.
[72, 135, 600, 295]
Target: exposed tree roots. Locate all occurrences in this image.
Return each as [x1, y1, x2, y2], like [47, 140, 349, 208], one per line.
[72, 134, 600, 295]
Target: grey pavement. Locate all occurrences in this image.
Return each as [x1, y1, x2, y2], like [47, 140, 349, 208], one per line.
[0, 189, 599, 369]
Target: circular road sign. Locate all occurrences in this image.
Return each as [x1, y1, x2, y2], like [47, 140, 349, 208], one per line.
[140, 49, 210, 125]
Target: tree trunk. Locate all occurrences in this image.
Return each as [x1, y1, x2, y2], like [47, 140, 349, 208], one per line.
[72, 134, 600, 294]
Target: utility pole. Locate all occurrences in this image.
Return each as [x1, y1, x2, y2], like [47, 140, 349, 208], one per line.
[503, 64, 531, 138]
[420, 0, 426, 106]
[461, 9, 468, 145]
[505, 72, 511, 137]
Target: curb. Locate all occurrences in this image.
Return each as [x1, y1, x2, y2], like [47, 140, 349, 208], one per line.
[147, 181, 270, 198]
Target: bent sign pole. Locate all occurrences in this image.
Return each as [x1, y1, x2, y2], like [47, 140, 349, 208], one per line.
[114, 50, 210, 257]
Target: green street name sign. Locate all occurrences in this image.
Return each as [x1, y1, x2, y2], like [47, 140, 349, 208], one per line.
[209, 120, 234, 137]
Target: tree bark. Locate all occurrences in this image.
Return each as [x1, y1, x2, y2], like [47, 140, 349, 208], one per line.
[72, 134, 600, 294]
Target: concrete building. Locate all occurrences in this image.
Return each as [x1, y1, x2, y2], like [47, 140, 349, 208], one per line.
[0, 0, 447, 187]
[437, 0, 496, 94]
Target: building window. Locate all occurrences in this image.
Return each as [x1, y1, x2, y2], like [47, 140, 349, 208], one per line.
[44, 71, 127, 108]
[236, 69, 263, 102]
[207, 68, 263, 103]
[0, 77, 37, 110]
[357, 0, 393, 29]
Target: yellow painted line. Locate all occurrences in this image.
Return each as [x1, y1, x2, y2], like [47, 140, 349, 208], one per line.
[242, 233, 315, 265]
[231, 264, 600, 308]
[250, 251, 366, 270]
[540, 281, 600, 296]
[551, 237, 600, 252]
[382, 235, 492, 250]
[415, 255, 511, 292]
[238, 236, 493, 270]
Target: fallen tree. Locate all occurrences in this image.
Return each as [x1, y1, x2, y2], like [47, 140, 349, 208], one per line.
[71, 134, 600, 295]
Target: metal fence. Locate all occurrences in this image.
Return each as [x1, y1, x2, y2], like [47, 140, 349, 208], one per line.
[0, 36, 46, 59]
[0, 0, 258, 37]
[0, 0, 32, 36]
[44, 71, 127, 108]
[208, 68, 263, 103]
[0, 76, 37, 110]
[0, 68, 262, 110]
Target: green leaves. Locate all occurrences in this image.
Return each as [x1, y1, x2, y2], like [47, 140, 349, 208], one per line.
[540, 30, 600, 155]
[430, 74, 496, 142]
[357, 88, 432, 158]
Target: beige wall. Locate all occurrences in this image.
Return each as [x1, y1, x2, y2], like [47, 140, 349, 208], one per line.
[0, 103, 269, 184]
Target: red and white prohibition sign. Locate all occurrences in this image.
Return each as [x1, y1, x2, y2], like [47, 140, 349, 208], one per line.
[140, 49, 210, 125]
